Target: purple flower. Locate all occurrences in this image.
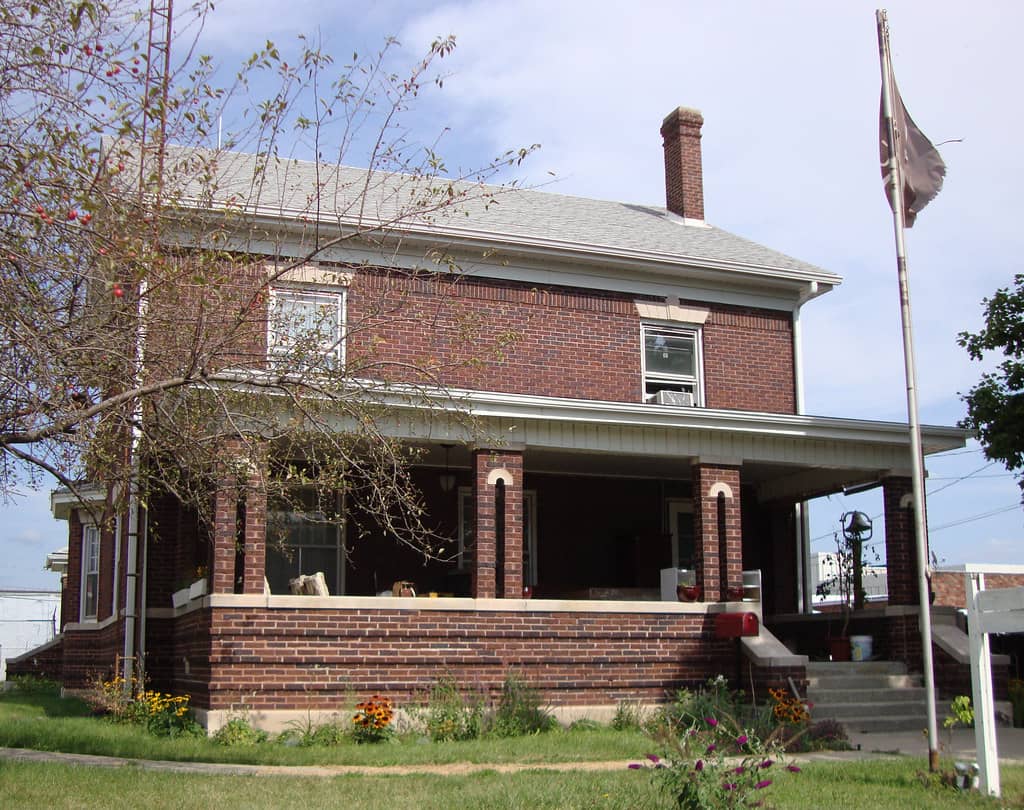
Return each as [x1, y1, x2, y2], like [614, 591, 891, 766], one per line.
[628, 763, 642, 770]
[705, 717, 718, 727]
[755, 779, 773, 789]
[786, 764, 802, 773]
[736, 734, 749, 746]
[705, 743, 716, 754]
[695, 759, 704, 772]
[646, 754, 660, 764]
[734, 766, 746, 774]
[761, 759, 774, 769]
[723, 783, 737, 791]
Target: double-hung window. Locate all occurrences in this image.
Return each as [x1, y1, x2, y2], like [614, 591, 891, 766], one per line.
[81, 524, 100, 621]
[642, 323, 702, 405]
[266, 489, 344, 595]
[268, 287, 345, 368]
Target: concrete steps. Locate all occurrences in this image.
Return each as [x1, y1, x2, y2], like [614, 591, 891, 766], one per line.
[806, 661, 930, 734]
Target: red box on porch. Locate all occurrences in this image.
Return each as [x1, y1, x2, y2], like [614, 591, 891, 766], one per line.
[714, 612, 759, 639]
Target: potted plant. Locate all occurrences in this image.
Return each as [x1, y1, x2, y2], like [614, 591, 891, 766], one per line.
[815, 511, 876, 661]
[676, 569, 702, 602]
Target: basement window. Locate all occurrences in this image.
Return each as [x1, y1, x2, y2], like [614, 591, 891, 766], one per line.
[642, 323, 702, 405]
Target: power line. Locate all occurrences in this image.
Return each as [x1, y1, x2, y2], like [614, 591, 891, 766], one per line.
[929, 504, 1021, 533]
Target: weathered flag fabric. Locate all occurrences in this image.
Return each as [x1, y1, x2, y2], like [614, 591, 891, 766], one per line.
[879, 80, 946, 227]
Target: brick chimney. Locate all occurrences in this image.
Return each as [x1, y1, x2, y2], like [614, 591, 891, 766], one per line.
[660, 107, 705, 221]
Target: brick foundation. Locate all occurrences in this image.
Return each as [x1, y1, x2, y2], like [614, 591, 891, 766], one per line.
[148, 600, 754, 712]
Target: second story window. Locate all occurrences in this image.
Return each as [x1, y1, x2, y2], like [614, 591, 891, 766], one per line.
[268, 287, 345, 367]
[642, 323, 702, 406]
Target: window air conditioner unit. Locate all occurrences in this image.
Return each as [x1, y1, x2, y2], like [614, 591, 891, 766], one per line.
[654, 390, 695, 407]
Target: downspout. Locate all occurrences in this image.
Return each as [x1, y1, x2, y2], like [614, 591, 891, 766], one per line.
[111, 512, 122, 624]
[793, 282, 817, 614]
[122, 277, 149, 687]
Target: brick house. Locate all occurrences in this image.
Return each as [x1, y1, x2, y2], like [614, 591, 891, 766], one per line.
[8, 107, 969, 729]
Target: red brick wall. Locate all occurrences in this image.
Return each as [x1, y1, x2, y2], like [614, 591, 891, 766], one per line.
[60, 620, 124, 688]
[6, 638, 65, 681]
[66, 511, 83, 624]
[170, 606, 743, 711]
[883, 477, 921, 605]
[146, 256, 797, 414]
[347, 271, 795, 413]
[702, 307, 794, 412]
[931, 572, 1024, 608]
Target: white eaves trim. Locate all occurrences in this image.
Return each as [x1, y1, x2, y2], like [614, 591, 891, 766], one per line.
[170, 208, 841, 306]
[51, 483, 106, 521]
[386, 385, 967, 454]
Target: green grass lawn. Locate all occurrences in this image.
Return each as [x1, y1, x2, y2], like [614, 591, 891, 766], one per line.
[0, 688, 646, 766]
[3, 688, 1024, 808]
[2, 758, 1024, 809]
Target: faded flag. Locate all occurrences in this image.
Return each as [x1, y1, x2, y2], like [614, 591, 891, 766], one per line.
[879, 79, 946, 227]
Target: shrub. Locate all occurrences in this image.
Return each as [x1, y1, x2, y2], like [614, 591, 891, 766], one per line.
[805, 718, 850, 751]
[6, 675, 60, 695]
[309, 720, 349, 746]
[636, 714, 797, 810]
[611, 700, 645, 731]
[491, 673, 557, 737]
[1010, 679, 1024, 728]
[652, 677, 741, 734]
[420, 674, 484, 742]
[351, 695, 395, 743]
[212, 715, 268, 746]
[84, 674, 202, 737]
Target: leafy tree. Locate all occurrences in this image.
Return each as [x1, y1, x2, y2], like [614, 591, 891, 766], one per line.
[0, 0, 534, 556]
[958, 273, 1024, 497]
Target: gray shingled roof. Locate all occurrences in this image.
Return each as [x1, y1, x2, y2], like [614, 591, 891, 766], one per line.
[159, 146, 837, 282]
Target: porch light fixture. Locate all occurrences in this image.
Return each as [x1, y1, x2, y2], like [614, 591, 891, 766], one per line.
[439, 444, 456, 493]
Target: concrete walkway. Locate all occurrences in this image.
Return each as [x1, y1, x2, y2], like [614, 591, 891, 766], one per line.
[846, 726, 1024, 765]
[2, 728, 1023, 777]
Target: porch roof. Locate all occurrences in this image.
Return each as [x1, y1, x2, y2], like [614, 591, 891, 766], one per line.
[360, 386, 969, 503]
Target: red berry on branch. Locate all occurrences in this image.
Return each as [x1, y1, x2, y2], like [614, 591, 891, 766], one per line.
[113, 284, 124, 298]
[67, 210, 77, 220]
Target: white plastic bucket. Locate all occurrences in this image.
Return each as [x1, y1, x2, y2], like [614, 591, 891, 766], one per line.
[850, 635, 873, 662]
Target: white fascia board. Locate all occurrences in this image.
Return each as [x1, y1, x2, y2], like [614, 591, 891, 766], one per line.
[50, 484, 106, 521]
[211, 369, 967, 455]
[337, 382, 967, 454]
[167, 209, 840, 310]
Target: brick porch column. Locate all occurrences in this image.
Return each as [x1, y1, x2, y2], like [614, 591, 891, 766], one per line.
[692, 462, 742, 602]
[241, 480, 267, 595]
[211, 476, 238, 595]
[883, 476, 923, 605]
[472, 448, 524, 599]
[212, 447, 268, 596]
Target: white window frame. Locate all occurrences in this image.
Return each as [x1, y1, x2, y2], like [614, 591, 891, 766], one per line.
[81, 523, 100, 621]
[458, 487, 538, 586]
[641, 322, 704, 404]
[667, 499, 695, 570]
[266, 490, 345, 595]
[267, 286, 346, 367]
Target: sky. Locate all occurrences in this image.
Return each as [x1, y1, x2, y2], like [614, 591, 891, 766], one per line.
[3, 0, 1023, 590]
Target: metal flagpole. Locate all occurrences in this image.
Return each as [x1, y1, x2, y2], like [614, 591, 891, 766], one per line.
[876, 8, 940, 771]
